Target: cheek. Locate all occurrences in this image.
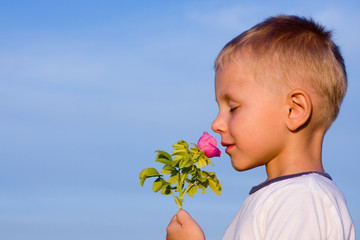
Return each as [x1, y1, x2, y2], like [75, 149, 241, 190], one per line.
[228, 108, 278, 144]
[228, 113, 254, 141]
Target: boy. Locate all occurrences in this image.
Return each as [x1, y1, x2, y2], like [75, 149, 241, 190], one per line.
[166, 15, 355, 239]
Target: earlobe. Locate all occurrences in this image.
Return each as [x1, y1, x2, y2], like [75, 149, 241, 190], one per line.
[286, 89, 312, 131]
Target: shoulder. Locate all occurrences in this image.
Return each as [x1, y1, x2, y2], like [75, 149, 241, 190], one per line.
[249, 173, 354, 239]
[253, 173, 344, 203]
[224, 173, 355, 240]
[254, 173, 348, 218]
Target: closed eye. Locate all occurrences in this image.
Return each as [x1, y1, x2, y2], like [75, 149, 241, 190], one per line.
[230, 106, 239, 112]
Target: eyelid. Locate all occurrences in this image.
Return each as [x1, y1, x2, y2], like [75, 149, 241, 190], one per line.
[230, 106, 239, 112]
[228, 99, 239, 109]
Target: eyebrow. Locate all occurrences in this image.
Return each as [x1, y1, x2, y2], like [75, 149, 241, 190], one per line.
[215, 94, 231, 104]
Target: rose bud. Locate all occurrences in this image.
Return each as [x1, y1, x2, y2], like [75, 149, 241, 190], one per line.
[197, 132, 221, 158]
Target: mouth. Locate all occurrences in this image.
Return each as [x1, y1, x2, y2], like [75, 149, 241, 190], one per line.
[221, 142, 235, 153]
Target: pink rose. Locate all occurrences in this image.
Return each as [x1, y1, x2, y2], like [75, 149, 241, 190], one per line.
[197, 132, 221, 158]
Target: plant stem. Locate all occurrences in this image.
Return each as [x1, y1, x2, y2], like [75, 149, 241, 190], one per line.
[171, 190, 182, 210]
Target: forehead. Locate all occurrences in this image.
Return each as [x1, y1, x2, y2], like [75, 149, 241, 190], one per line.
[215, 62, 252, 90]
[215, 50, 258, 82]
[214, 61, 282, 103]
[214, 63, 254, 101]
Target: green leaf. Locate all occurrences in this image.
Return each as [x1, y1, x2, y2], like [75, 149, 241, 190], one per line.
[196, 155, 210, 168]
[173, 140, 189, 150]
[179, 158, 192, 169]
[185, 178, 195, 184]
[191, 152, 201, 162]
[139, 168, 161, 178]
[196, 180, 208, 193]
[140, 177, 146, 187]
[190, 145, 198, 151]
[172, 155, 183, 167]
[172, 149, 189, 155]
[139, 168, 162, 186]
[173, 143, 186, 150]
[153, 178, 165, 192]
[167, 173, 179, 185]
[156, 157, 172, 166]
[208, 178, 222, 195]
[155, 150, 172, 161]
[161, 185, 172, 195]
[141, 139, 222, 209]
[161, 165, 176, 175]
[189, 166, 198, 176]
[187, 185, 198, 197]
[196, 172, 208, 183]
[201, 171, 222, 195]
[202, 171, 215, 177]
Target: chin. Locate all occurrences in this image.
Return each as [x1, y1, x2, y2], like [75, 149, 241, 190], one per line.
[231, 161, 253, 172]
[231, 157, 261, 172]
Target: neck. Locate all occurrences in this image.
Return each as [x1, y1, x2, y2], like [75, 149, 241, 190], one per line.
[265, 130, 325, 180]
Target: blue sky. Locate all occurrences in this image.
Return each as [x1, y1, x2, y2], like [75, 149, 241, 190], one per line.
[1, 0, 359, 239]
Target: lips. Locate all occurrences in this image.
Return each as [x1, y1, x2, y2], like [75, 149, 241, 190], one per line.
[221, 142, 235, 153]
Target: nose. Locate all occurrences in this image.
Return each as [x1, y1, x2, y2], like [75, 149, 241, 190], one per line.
[211, 112, 226, 134]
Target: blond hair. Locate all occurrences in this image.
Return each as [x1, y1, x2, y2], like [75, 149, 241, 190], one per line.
[215, 15, 347, 129]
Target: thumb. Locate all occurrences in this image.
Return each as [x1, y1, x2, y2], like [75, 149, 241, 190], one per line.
[168, 209, 205, 240]
[175, 209, 194, 226]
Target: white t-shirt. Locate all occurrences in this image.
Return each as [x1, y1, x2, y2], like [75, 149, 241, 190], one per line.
[223, 172, 355, 240]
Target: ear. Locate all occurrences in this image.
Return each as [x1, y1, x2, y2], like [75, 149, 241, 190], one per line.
[286, 89, 312, 131]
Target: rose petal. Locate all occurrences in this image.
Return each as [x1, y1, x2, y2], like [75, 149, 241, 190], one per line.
[197, 132, 221, 158]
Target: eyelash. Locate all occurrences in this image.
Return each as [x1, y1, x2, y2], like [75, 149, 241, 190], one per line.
[230, 106, 239, 112]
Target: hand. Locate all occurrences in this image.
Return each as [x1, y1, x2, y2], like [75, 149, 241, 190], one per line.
[166, 210, 205, 240]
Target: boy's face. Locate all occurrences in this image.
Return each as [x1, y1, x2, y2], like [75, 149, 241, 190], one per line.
[212, 62, 288, 171]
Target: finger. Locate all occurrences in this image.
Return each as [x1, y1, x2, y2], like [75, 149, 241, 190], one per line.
[168, 214, 178, 227]
[175, 209, 192, 225]
[166, 213, 181, 235]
